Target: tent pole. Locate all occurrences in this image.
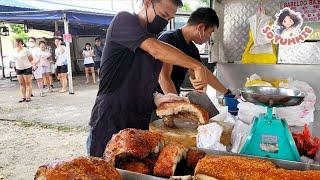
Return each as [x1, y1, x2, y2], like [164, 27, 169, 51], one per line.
[0, 35, 5, 79]
[54, 21, 58, 32]
[63, 13, 74, 94]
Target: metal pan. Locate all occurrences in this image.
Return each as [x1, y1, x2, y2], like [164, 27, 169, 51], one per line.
[239, 86, 305, 107]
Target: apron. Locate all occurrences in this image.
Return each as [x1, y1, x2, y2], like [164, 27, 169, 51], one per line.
[88, 48, 162, 157]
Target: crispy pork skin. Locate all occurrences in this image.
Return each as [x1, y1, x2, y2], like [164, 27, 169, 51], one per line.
[153, 143, 188, 177]
[34, 156, 121, 180]
[195, 155, 320, 180]
[104, 128, 164, 166]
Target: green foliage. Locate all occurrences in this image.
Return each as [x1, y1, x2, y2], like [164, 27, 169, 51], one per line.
[180, 1, 192, 12]
[10, 24, 28, 42]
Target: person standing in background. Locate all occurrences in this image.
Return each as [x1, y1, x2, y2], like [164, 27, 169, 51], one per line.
[32, 42, 46, 97]
[13, 38, 34, 102]
[83, 43, 96, 84]
[28, 37, 39, 97]
[38, 41, 53, 92]
[54, 37, 68, 93]
[94, 37, 104, 82]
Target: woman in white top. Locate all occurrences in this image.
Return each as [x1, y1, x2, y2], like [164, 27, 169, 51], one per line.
[54, 37, 68, 93]
[38, 41, 53, 92]
[34, 41, 53, 96]
[82, 43, 96, 84]
[13, 38, 34, 102]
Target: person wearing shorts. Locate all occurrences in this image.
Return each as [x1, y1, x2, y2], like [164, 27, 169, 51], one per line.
[13, 38, 34, 102]
[38, 41, 53, 93]
[94, 37, 104, 81]
[54, 37, 68, 93]
[83, 43, 96, 84]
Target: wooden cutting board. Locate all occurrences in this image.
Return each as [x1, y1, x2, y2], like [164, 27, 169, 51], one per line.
[149, 119, 233, 147]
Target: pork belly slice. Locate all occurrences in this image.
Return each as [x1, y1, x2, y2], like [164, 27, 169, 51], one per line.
[153, 143, 188, 178]
[35, 156, 121, 180]
[104, 128, 164, 166]
[120, 161, 150, 175]
[194, 155, 275, 180]
[156, 101, 209, 128]
[186, 149, 206, 168]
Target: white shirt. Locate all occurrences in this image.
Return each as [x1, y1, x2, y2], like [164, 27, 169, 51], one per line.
[82, 50, 94, 65]
[37, 50, 51, 67]
[12, 47, 32, 70]
[28, 47, 40, 58]
[55, 46, 67, 66]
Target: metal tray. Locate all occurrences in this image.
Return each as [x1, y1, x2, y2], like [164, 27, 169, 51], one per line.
[118, 149, 320, 180]
[239, 86, 306, 107]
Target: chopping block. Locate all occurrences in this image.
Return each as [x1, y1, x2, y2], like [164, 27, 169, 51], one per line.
[149, 119, 233, 147]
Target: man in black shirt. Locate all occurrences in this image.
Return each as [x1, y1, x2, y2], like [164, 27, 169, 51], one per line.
[158, 8, 230, 96]
[88, 0, 210, 157]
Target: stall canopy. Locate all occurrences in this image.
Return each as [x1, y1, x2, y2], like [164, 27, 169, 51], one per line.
[0, 0, 39, 12]
[0, 9, 115, 35]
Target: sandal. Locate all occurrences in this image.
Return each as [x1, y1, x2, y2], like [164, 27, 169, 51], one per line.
[18, 98, 26, 103]
[40, 92, 45, 97]
[26, 98, 31, 102]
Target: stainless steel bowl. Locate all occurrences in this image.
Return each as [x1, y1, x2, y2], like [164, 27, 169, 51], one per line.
[239, 86, 305, 107]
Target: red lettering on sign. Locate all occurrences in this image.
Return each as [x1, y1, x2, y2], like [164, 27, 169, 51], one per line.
[295, 34, 305, 43]
[288, 37, 297, 45]
[266, 32, 274, 39]
[274, 34, 282, 44]
[280, 38, 288, 45]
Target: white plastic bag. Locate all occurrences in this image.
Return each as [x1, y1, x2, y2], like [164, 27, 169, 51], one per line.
[231, 120, 250, 153]
[197, 123, 226, 151]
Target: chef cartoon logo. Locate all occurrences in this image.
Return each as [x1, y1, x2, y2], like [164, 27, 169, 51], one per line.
[262, 7, 313, 45]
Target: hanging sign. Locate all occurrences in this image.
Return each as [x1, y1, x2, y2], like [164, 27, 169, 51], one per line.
[63, 34, 72, 43]
[281, 0, 320, 22]
[262, 7, 313, 45]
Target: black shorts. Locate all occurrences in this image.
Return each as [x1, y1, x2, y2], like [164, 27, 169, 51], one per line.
[94, 61, 101, 69]
[56, 65, 68, 74]
[85, 63, 95, 68]
[16, 67, 32, 75]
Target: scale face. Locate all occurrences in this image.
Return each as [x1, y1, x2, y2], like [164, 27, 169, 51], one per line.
[239, 86, 305, 162]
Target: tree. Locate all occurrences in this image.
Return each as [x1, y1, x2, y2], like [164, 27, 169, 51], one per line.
[180, 1, 192, 12]
[10, 24, 28, 42]
[200, 0, 210, 6]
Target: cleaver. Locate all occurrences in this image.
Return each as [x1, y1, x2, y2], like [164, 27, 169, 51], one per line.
[186, 91, 219, 118]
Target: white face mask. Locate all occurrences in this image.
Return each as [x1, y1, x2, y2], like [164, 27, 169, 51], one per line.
[28, 42, 35, 48]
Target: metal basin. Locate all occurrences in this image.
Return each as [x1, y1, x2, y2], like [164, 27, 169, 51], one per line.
[239, 86, 305, 107]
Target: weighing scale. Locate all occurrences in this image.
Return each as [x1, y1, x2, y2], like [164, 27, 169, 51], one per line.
[239, 86, 305, 162]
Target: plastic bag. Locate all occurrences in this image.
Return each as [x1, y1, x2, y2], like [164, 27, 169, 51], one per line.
[242, 30, 277, 64]
[231, 120, 250, 153]
[197, 123, 226, 151]
[245, 74, 273, 87]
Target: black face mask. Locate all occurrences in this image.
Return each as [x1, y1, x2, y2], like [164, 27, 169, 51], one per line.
[146, 3, 168, 34]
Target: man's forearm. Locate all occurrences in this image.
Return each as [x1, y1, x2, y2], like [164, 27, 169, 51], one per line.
[206, 69, 228, 94]
[159, 78, 178, 95]
[141, 38, 203, 71]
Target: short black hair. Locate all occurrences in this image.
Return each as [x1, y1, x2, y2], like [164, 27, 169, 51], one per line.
[39, 41, 46, 46]
[95, 37, 101, 41]
[16, 38, 24, 45]
[28, 37, 36, 41]
[153, 0, 183, 7]
[187, 8, 219, 30]
[277, 9, 302, 28]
